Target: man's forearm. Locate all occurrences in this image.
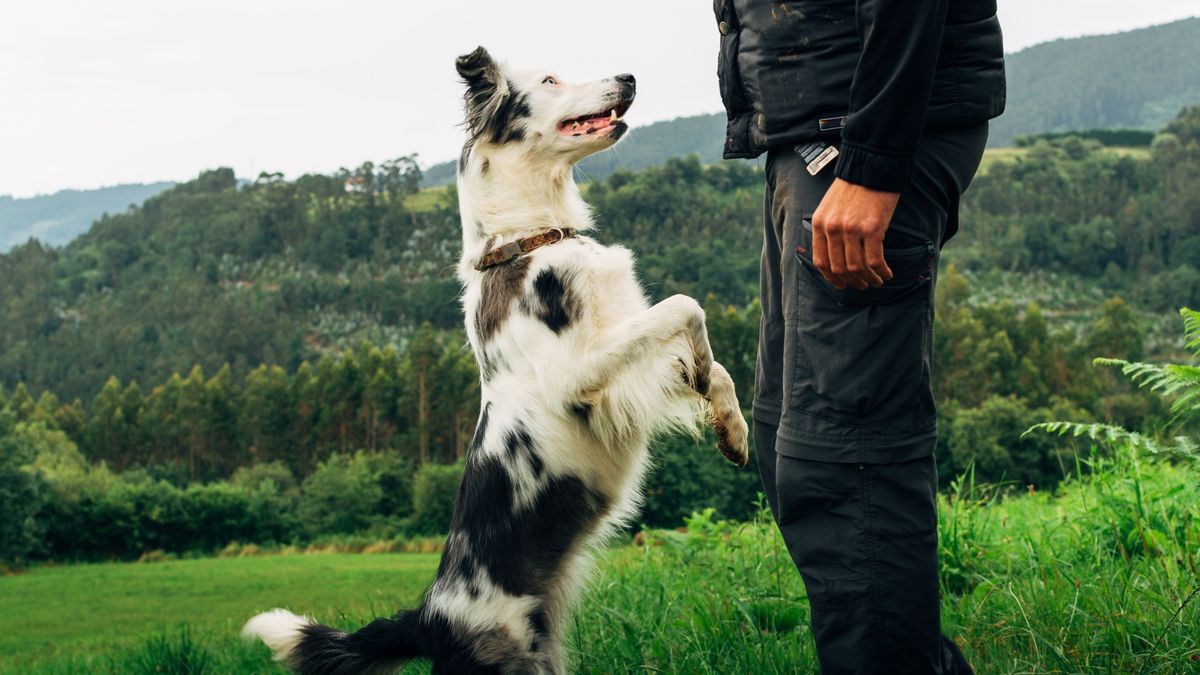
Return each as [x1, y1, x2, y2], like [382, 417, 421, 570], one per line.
[835, 0, 949, 193]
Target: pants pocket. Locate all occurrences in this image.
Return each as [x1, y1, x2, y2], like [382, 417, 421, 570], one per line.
[788, 220, 936, 434]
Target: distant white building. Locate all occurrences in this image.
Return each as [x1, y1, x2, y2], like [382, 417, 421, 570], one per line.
[343, 176, 369, 193]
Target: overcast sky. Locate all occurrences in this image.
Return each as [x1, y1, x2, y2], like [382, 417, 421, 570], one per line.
[1, 1, 1197, 198]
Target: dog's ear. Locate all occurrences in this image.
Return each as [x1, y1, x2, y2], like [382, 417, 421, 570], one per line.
[456, 46, 511, 141]
[456, 46, 499, 89]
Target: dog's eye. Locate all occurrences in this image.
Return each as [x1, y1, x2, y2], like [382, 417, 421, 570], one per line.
[542, 76, 558, 86]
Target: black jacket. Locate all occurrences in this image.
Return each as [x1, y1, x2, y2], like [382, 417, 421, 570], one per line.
[715, 0, 1006, 192]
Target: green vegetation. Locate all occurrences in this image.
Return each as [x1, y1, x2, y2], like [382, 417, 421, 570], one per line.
[1014, 128, 1157, 147]
[975, 144, 1151, 175]
[3, 304, 1197, 672]
[3, 443, 1195, 673]
[1032, 308, 1200, 464]
[955, 108, 1200, 314]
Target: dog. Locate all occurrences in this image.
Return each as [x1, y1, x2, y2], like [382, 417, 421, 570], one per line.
[242, 46, 749, 675]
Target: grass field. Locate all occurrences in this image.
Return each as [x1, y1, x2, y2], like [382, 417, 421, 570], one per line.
[976, 145, 1151, 174]
[3, 451, 1197, 674]
[0, 554, 439, 673]
[404, 185, 452, 212]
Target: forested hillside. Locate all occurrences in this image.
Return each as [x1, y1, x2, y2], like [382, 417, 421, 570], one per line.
[2, 108, 1199, 559]
[992, 17, 1200, 146]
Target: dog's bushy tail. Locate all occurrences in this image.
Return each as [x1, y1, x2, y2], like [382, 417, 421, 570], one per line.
[242, 607, 427, 674]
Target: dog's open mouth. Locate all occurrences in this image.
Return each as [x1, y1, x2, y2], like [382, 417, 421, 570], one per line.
[558, 99, 633, 137]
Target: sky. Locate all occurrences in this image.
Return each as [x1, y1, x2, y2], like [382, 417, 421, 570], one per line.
[1, 1, 1197, 198]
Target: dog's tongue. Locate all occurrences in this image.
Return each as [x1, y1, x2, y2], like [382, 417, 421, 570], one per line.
[564, 113, 614, 135]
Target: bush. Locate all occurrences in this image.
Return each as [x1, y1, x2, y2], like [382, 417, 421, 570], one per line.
[34, 463, 298, 560]
[368, 452, 416, 520]
[410, 462, 464, 534]
[942, 395, 1088, 489]
[0, 426, 45, 563]
[231, 460, 298, 494]
[181, 481, 297, 550]
[298, 452, 383, 536]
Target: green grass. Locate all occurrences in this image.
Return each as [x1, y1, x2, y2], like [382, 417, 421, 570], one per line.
[404, 186, 452, 213]
[0, 553, 438, 674]
[3, 454, 1197, 674]
[977, 146, 1151, 174]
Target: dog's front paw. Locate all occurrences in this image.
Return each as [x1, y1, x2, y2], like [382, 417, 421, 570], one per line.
[712, 405, 749, 468]
[706, 362, 748, 467]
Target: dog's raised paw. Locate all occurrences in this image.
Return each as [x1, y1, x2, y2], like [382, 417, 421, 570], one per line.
[712, 408, 749, 468]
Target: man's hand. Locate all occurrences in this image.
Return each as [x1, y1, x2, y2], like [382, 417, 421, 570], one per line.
[811, 178, 901, 290]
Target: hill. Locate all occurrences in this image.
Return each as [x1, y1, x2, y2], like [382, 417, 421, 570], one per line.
[0, 183, 175, 252]
[991, 17, 1200, 146]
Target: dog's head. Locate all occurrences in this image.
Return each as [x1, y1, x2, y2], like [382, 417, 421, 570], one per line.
[455, 46, 635, 171]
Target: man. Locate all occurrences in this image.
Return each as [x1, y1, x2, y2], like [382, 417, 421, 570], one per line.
[713, 0, 1005, 673]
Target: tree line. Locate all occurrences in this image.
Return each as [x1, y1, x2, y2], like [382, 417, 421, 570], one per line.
[0, 326, 476, 482]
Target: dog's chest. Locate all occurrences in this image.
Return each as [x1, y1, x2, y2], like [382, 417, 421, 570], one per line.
[582, 242, 649, 320]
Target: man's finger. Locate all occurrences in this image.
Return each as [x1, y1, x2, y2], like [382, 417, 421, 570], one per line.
[823, 227, 848, 289]
[864, 238, 893, 283]
[847, 239, 883, 288]
[811, 220, 839, 288]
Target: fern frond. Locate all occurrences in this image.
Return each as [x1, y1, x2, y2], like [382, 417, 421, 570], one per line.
[1025, 421, 1199, 464]
[1095, 358, 1170, 390]
[1099, 357, 1200, 415]
[1165, 364, 1200, 426]
[1182, 307, 1200, 358]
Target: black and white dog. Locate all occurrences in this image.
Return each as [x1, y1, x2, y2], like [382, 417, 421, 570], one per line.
[243, 47, 748, 675]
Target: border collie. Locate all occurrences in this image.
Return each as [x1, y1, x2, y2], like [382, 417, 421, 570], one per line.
[243, 46, 749, 675]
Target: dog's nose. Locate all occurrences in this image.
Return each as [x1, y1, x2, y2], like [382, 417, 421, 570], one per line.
[615, 73, 636, 90]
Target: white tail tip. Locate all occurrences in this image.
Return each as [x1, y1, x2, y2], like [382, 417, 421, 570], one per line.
[242, 608, 314, 662]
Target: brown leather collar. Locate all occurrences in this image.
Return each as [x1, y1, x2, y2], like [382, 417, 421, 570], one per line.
[475, 228, 577, 271]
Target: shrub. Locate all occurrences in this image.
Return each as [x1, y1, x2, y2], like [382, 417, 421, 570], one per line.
[0, 425, 45, 563]
[298, 452, 383, 536]
[943, 395, 1088, 489]
[181, 481, 297, 550]
[368, 452, 416, 520]
[410, 461, 464, 534]
[36, 464, 297, 560]
[231, 460, 297, 494]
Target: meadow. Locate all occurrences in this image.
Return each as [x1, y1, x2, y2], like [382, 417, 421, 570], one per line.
[3, 445, 1196, 675]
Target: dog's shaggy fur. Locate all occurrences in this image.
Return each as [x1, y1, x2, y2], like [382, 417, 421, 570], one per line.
[243, 47, 748, 675]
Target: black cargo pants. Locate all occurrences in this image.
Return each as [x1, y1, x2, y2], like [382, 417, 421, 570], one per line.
[754, 124, 988, 674]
